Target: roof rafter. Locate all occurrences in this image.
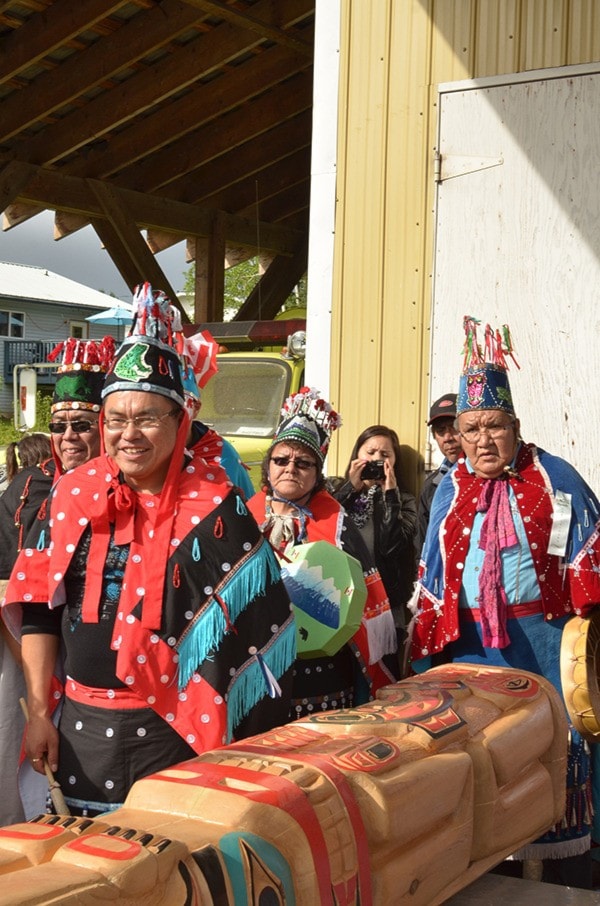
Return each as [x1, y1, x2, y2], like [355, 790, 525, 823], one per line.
[169, 110, 312, 204]
[6, 0, 313, 166]
[64, 41, 312, 181]
[179, 0, 313, 55]
[1, 156, 302, 255]
[0, 0, 204, 141]
[118, 69, 313, 194]
[0, 0, 126, 85]
[0, 0, 315, 316]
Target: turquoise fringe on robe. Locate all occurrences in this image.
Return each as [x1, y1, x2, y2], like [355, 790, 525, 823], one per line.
[177, 540, 282, 690]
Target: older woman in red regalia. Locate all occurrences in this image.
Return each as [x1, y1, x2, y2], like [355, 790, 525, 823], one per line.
[248, 388, 397, 719]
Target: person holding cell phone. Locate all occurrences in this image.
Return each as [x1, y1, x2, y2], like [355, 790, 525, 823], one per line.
[330, 426, 417, 664]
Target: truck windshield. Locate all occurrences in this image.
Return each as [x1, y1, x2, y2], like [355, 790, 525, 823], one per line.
[200, 356, 292, 438]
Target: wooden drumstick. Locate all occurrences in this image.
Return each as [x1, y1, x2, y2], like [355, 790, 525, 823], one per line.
[19, 697, 71, 816]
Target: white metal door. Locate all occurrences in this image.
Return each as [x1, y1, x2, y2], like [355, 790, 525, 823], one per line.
[431, 64, 600, 490]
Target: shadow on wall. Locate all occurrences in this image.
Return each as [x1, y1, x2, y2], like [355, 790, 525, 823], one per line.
[400, 444, 424, 497]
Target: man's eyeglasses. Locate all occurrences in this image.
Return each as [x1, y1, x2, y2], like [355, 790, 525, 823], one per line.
[48, 419, 97, 435]
[270, 455, 317, 471]
[459, 422, 515, 444]
[103, 410, 180, 432]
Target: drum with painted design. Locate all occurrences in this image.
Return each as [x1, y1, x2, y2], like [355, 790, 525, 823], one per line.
[560, 610, 600, 742]
[279, 540, 367, 658]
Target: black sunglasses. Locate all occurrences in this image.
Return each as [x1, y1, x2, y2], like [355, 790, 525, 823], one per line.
[48, 419, 97, 435]
[270, 455, 317, 471]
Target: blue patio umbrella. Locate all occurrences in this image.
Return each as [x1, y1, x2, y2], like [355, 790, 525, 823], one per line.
[86, 302, 134, 340]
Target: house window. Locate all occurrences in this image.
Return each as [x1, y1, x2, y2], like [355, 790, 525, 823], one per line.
[70, 321, 89, 339]
[0, 310, 25, 337]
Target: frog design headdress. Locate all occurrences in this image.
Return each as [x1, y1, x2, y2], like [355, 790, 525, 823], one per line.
[102, 282, 218, 417]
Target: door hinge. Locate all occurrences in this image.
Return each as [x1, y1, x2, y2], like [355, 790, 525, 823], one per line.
[435, 153, 503, 184]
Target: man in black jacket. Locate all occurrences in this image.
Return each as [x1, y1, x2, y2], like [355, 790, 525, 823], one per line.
[415, 393, 461, 557]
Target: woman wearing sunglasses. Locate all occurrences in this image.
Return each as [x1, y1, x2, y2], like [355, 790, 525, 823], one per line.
[248, 388, 398, 720]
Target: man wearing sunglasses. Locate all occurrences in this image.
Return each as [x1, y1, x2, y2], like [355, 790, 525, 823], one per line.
[46, 337, 116, 476]
[48, 415, 100, 472]
[0, 338, 115, 827]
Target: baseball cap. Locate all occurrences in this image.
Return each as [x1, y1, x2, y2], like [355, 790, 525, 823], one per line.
[427, 392, 457, 425]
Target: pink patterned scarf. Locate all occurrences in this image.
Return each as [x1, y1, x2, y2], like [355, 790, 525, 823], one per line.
[476, 478, 518, 647]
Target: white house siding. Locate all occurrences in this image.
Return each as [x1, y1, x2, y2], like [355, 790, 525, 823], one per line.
[0, 263, 122, 418]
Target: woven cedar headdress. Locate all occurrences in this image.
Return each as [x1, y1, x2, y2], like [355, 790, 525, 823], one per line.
[48, 337, 116, 414]
[457, 316, 519, 416]
[271, 386, 342, 463]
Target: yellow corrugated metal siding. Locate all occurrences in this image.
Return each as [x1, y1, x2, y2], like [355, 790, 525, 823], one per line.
[327, 0, 600, 492]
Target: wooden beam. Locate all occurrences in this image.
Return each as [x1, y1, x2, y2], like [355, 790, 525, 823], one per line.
[88, 179, 188, 321]
[193, 237, 209, 323]
[179, 0, 313, 55]
[206, 211, 226, 322]
[0, 160, 37, 211]
[10, 0, 311, 167]
[53, 211, 91, 239]
[2, 202, 45, 229]
[0, 158, 303, 255]
[0, 0, 204, 142]
[120, 70, 313, 194]
[146, 230, 183, 255]
[224, 247, 257, 269]
[186, 240, 272, 271]
[90, 217, 144, 298]
[65, 42, 311, 181]
[168, 111, 312, 204]
[235, 238, 308, 321]
[0, 0, 125, 85]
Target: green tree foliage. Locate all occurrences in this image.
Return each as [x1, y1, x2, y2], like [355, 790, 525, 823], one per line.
[182, 258, 306, 316]
[0, 389, 53, 445]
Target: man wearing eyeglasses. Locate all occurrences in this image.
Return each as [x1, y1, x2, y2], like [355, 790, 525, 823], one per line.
[4, 286, 294, 820]
[410, 318, 600, 888]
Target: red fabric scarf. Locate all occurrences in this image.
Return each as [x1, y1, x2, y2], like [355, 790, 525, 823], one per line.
[476, 478, 518, 647]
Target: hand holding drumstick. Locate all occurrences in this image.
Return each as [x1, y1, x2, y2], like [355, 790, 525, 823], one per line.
[19, 697, 70, 816]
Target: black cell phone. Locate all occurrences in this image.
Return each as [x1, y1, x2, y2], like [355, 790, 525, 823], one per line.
[361, 460, 385, 480]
